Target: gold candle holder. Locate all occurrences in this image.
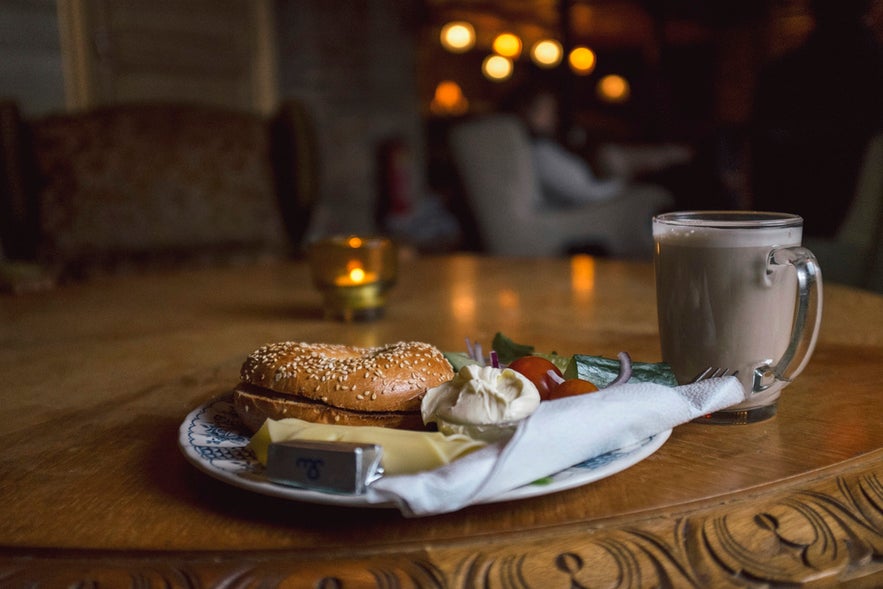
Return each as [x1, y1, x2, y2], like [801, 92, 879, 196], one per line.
[307, 235, 397, 321]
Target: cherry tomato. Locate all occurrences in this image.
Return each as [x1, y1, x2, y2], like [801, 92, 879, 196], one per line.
[548, 378, 599, 400]
[507, 356, 563, 400]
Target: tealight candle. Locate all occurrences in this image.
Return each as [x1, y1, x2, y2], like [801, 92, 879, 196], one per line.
[307, 235, 397, 321]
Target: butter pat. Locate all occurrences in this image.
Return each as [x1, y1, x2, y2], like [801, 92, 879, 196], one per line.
[266, 440, 383, 494]
[421, 365, 541, 442]
[250, 418, 486, 476]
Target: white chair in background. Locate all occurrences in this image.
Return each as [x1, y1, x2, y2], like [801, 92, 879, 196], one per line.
[448, 114, 674, 258]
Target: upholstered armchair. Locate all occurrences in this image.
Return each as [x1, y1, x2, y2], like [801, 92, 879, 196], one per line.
[447, 114, 674, 258]
[0, 99, 317, 279]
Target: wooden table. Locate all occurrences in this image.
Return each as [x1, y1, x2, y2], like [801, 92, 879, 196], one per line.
[1, 254, 882, 588]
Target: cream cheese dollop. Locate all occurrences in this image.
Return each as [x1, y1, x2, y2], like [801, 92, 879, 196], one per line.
[421, 364, 541, 441]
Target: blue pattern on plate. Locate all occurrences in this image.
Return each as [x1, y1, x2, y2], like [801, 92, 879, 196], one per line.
[181, 394, 669, 504]
[574, 446, 637, 470]
[186, 397, 257, 471]
[194, 445, 255, 464]
[186, 399, 250, 446]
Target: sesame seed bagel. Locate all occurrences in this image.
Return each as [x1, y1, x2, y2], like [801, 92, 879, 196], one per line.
[233, 341, 454, 431]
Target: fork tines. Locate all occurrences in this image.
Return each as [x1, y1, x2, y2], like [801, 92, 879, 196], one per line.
[691, 367, 736, 382]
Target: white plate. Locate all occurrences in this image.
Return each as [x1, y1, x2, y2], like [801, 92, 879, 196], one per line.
[179, 394, 671, 509]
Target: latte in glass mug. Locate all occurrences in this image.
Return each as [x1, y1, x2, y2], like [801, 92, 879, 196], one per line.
[653, 211, 823, 424]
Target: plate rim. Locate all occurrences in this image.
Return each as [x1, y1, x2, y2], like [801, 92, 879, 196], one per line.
[178, 393, 671, 510]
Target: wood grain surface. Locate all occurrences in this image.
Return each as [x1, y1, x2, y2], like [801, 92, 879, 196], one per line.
[1, 255, 881, 588]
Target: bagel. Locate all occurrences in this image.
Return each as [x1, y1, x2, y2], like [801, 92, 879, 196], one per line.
[233, 341, 454, 431]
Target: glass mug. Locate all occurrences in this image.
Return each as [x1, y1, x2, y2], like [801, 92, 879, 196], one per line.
[652, 211, 823, 424]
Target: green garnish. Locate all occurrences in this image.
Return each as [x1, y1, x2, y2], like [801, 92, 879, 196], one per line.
[447, 332, 676, 387]
[566, 354, 677, 388]
[492, 332, 570, 372]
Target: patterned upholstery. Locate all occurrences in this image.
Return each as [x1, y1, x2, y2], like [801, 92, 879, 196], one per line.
[0, 100, 317, 278]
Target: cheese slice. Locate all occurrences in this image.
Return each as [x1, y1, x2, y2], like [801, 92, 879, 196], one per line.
[249, 418, 487, 475]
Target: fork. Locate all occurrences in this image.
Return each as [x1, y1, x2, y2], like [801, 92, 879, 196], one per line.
[691, 367, 738, 382]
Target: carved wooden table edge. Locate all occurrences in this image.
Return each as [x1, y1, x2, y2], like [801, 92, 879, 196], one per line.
[2, 449, 881, 588]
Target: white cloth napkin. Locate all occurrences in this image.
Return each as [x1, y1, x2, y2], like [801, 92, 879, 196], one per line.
[367, 377, 744, 516]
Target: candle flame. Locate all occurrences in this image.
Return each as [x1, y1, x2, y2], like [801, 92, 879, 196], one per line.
[349, 266, 366, 283]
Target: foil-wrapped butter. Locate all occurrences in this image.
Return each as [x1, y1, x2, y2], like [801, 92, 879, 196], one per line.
[266, 440, 383, 494]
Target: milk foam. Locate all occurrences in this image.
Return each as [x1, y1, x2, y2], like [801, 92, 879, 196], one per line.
[653, 224, 802, 248]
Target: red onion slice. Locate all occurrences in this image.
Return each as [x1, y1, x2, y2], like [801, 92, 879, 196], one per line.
[464, 337, 485, 365]
[606, 351, 632, 388]
[547, 369, 565, 385]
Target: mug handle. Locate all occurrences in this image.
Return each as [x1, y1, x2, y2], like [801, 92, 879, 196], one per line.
[752, 246, 824, 393]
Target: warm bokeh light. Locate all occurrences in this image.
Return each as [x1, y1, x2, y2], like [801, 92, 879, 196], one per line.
[570, 254, 596, 308]
[498, 288, 520, 312]
[348, 266, 366, 283]
[346, 236, 363, 248]
[530, 39, 563, 68]
[430, 80, 469, 115]
[448, 257, 479, 325]
[568, 46, 596, 75]
[597, 74, 630, 103]
[336, 259, 375, 286]
[451, 293, 476, 324]
[492, 33, 522, 58]
[440, 21, 475, 53]
[482, 55, 513, 81]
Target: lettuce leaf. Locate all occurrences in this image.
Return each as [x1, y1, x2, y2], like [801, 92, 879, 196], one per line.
[443, 351, 477, 372]
[491, 332, 535, 363]
[445, 332, 676, 388]
[492, 332, 570, 372]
